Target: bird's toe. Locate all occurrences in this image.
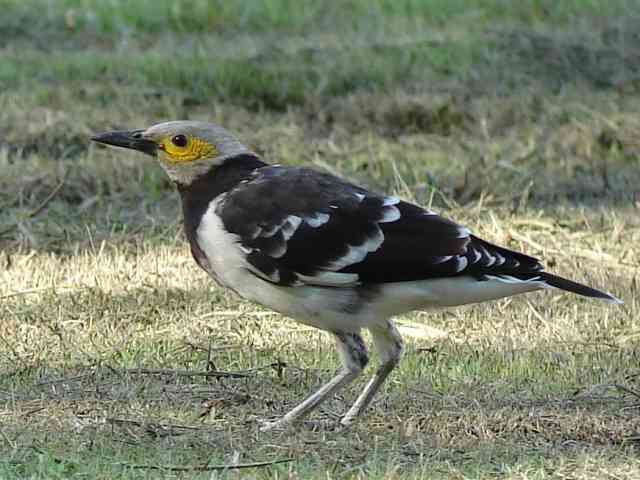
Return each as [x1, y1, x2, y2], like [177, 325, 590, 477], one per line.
[302, 419, 340, 432]
[339, 415, 356, 428]
[259, 419, 289, 432]
[259, 417, 340, 432]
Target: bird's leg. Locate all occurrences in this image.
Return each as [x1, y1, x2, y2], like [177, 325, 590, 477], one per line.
[341, 320, 404, 427]
[260, 331, 368, 431]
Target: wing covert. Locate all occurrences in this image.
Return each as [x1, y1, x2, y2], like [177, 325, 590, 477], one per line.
[215, 166, 543, 287]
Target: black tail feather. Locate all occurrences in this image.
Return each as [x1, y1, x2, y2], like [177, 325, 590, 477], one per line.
[539, 272, 622, 304]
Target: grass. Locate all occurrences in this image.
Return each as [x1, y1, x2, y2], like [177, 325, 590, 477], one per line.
[2, 0, 640, 478]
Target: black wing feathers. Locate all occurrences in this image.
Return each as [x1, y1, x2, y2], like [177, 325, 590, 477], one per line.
[340, 202, 471, 282]
[215, 166, 545, 286]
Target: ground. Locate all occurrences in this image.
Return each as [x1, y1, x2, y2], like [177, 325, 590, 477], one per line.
[1, 1, 640, 478]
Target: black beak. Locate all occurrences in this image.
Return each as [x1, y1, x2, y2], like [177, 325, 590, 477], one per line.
[90, 129, 157, 157]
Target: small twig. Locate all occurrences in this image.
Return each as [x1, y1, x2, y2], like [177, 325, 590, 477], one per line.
[27, 176, 66, 218]
[238, 361, 287, 374]
[29, 445, 292, 472]
[121, 367, 249, 379]
[198, 310, 278, 320]
[0, 175, 66, 237]
[183, 341, 241, 353]
[23, 407, 46, 418]
[36, 373, 95, 386]
[115, 457, 294, 472]
[0, 285, 80, 300]
[106, 417, 201, 431]
[119, 362, 285, 379]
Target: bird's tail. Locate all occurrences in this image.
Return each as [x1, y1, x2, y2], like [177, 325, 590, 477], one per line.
[539, 272, 622, 304]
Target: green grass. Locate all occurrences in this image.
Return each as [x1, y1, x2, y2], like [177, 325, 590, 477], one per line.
[2, 0, 640, 478]
[3, 0, 631, 37]
[0, 41, 478, 110]
[2, 0, 638, 110]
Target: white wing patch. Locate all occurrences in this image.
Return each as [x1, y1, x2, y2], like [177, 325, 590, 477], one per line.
[254, 216, 304, 259]
[281, 215, 302, 240]
[492, 251, 505, 266]
[457, 226, 472, 238]
[454, 256, 468, 271]
[383, 196, 400, 206]
[476, 244, 495, 267]
[305, 212, 330, 228]
[325, 225, 385, 270]
[378, 196, 401, 223]
[261, 215, 302, 239]
[379, 205, 401, 223]
[239, 245, 254, 254]
[467, 247, 481, 264]
[432, 255, 454, 264]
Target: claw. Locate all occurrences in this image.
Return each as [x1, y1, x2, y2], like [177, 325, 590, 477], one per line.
[340, 415, 356, 428]
[259, 418, 339, 432]
[259, 419, 289, 432]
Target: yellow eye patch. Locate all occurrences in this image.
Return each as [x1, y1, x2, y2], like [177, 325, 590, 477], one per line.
[161, 135, 216, 163]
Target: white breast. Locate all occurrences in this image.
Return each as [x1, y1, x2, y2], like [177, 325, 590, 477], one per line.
[196, 198, 248, 288]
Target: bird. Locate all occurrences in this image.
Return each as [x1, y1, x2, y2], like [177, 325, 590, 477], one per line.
[91, 121, 621, 430]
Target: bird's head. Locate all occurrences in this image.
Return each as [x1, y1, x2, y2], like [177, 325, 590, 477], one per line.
[91, 121, 253, 185]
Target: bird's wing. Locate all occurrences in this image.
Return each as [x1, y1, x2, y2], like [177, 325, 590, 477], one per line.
[215, 166, 543, 287]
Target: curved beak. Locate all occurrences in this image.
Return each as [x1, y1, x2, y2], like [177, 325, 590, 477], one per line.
[91, 129, 157, 157]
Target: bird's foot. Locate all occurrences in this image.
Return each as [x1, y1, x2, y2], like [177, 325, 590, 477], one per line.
[259, 419, 289, 432]
[339, 414, 357, 428]
[259, 417, 339, 432]
[340, 404, 366, 428]
[260, 416, 315, 432]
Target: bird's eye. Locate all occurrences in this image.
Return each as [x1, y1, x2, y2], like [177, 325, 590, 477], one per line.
[171, 134, 188, 147]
